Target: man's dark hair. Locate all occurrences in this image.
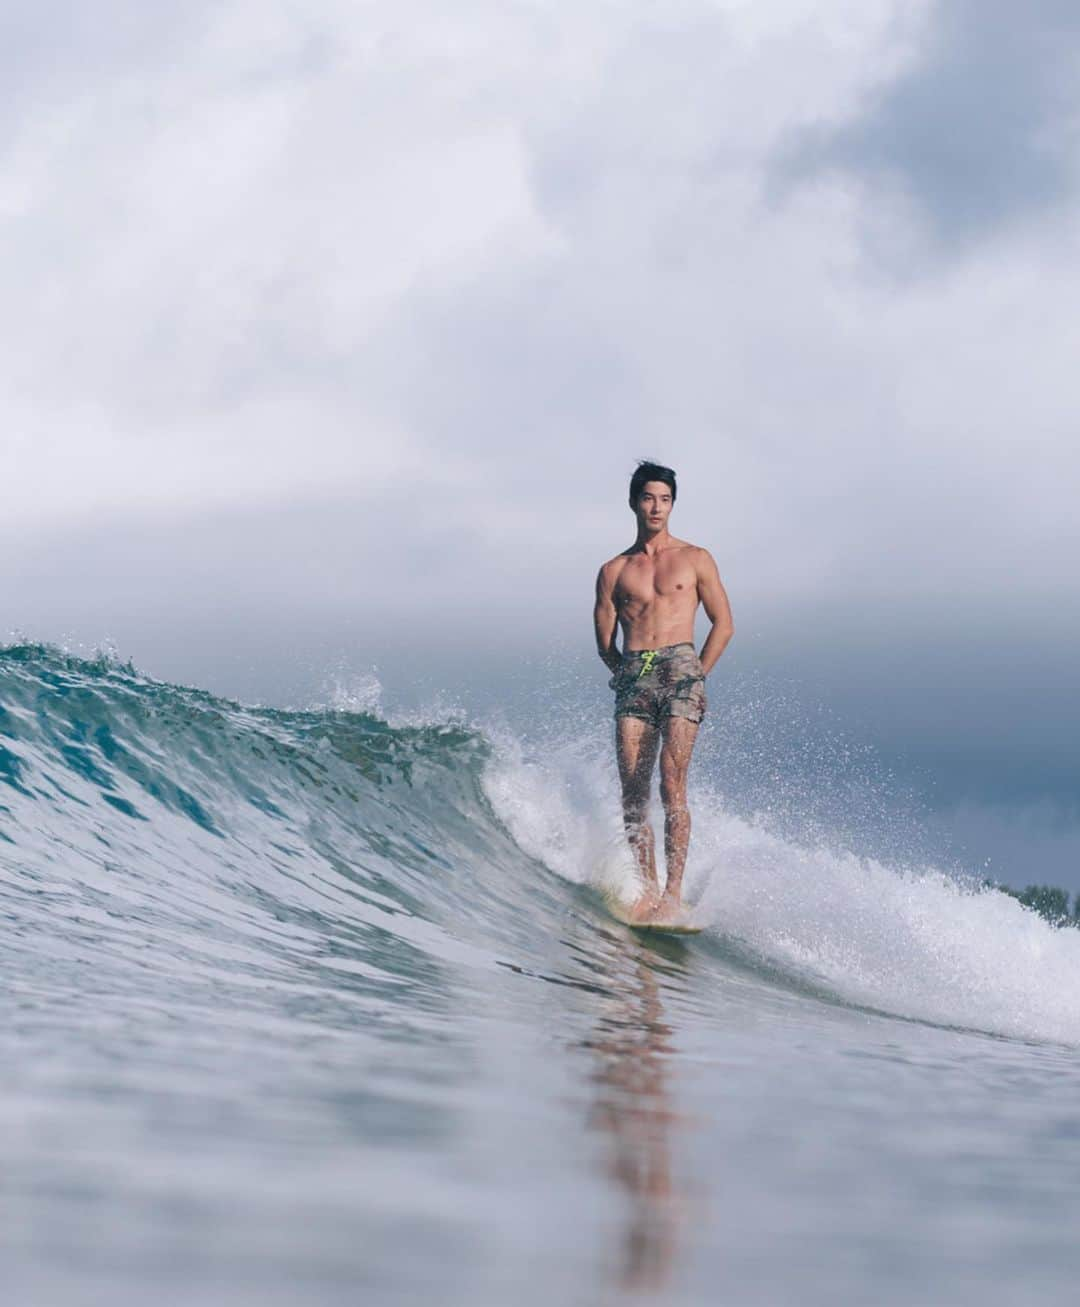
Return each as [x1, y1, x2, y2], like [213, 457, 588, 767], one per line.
[629, 460, 677, 506]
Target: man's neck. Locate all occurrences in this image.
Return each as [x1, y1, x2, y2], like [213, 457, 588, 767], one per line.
[634, 526, 672, 554]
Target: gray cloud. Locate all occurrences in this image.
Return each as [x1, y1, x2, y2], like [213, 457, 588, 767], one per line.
[773, 0, 1080, 254]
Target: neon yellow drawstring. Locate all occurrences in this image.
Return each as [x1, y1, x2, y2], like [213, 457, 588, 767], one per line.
[638, 650, 658, 678]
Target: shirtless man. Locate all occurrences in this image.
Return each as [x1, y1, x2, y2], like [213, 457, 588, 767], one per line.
[594, 461, 734, 925]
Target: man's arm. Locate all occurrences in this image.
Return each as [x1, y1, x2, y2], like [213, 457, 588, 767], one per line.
[695, 550, 734, 675]
[594, 563, 622, 673]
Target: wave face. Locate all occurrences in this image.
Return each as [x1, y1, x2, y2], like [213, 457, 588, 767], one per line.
[0, 643, 525, 1030]
[3, 643, 1080, 1050]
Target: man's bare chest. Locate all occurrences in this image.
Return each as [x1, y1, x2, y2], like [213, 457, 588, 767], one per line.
[615, 554, 697, 605]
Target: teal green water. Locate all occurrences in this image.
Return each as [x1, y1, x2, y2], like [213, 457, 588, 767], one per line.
[2, 645, 1079, 1306]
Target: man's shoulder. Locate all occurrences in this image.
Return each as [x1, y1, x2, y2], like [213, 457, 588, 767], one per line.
[666, 537, 711, 560]
[598, 550, 634, 575]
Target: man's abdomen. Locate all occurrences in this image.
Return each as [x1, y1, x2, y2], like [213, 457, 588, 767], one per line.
[618, 595, 698, 652]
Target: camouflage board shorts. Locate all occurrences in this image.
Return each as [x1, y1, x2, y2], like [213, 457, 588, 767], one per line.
[609, 642, 707, 726]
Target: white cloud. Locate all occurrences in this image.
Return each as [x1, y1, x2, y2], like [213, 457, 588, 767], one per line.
[3, 0, 1080, 631]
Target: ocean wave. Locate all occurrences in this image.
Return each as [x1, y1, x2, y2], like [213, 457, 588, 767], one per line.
[3, 643, 1079, 1049]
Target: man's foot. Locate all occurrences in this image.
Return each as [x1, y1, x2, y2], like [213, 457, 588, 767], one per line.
[626, 885, 662, 923]
[640, 893, 687, 927]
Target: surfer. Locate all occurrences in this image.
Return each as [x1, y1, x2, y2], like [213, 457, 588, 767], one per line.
[594, 461, 734, 926]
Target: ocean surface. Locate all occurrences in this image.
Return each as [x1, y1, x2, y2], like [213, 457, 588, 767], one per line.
[2, 643, 1079, 1306]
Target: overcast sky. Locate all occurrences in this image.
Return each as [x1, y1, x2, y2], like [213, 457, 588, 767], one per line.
[5, 1, 1080, 881]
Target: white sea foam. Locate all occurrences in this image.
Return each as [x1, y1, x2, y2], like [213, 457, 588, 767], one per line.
[482, 732, 1080, 1047]
[480, 728, 642, 901]
[322, 669, 385, 716]
[313, 669, 468, 732]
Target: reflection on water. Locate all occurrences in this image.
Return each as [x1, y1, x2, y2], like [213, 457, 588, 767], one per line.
[583, 939, 691, 1294]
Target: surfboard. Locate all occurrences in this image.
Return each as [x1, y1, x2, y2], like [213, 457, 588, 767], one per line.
[603, 892, 704, 935]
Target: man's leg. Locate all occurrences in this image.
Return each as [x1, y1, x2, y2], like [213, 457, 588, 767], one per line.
[657, 716, 699, 910]
[615, 716, 660, 909]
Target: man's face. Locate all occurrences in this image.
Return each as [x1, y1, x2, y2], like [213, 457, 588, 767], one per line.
[633, 481, 674, 533]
